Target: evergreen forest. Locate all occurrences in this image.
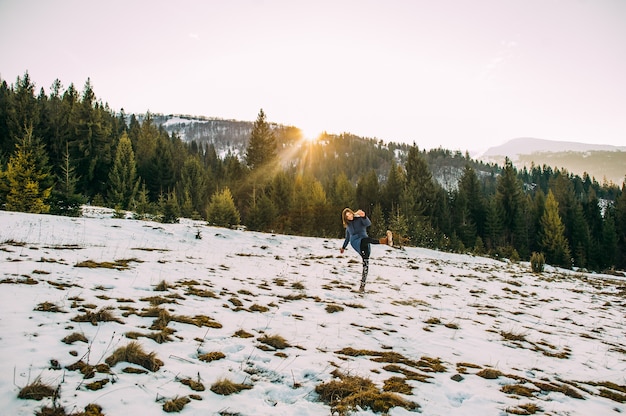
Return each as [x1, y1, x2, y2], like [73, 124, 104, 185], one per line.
[1, 72, 625, 272]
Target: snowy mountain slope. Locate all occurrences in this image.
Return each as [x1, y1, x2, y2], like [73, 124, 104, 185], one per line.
[0, 210, 625, 415]
[479, 137, 626, 185]
[481, 137, 626, 158]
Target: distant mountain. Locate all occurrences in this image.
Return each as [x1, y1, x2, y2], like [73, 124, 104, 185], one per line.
[481, 137, 626, 157]
[479, 138, 626, 185]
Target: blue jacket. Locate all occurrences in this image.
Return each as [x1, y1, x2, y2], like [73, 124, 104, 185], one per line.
[342, 216, 371, 252]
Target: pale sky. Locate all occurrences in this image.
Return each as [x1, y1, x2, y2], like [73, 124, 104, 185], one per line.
[1, 0, 625, 152]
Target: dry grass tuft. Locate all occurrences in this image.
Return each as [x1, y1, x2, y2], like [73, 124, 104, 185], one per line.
[258, 334, 290, 350]
[72, 306, 123, 325]
[248, 303, 269, 313]
[34, 301, 65, 313]
[506, 403, 541, 415]
[105, 341, 163, 371]
[84, 379, 109, 391]
[18, 379, 57, 400]
[74, 258, 140, 270]
[210, 378, 253, 396]
[325, 304, 344, 313]
[501, 384, 537, 397]
[162, 396, 191, 412]
[501, 330, 527, 342]
[315, 371, 418, 415]
[62, 332, 88, 344]
[383, 376, 413, 394]
[35, 403, 104, 416]
[477, 368, 503, 379]
[179, 376, 205, 391]
[198, 351, 225, 363]
[233, 329, 254, 338]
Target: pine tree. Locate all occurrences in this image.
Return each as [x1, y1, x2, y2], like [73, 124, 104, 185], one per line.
[2, 126, 52, 213]
[247, 188, 277, 232]
[495, 158, 526, 252]
[615, 183, 626, 269]
[245, 109, 276, 170]
[134, 182, 152, 220]
[51, 142, 84, 216]
[540, 190, 571, 268]
[206, 188, 240, 227]
[160, 191, 180, 224]
[108, 133, 140, 210]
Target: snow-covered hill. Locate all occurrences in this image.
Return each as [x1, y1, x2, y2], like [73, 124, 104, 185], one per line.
[480, 138, 626, 158]
[1, 210, 625, 415]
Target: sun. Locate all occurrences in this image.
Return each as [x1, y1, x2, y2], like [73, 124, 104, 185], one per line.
[299, 127, 321, 144]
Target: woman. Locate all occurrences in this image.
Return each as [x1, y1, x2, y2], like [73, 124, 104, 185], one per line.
[340, 208, 392, 292]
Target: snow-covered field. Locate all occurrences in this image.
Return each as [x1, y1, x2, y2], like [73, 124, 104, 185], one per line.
[1, 209, 625, 415]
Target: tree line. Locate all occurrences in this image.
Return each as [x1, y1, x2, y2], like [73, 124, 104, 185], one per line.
[1, 72, 625, 272]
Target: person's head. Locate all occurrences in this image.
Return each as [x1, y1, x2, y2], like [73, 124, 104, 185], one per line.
[342, 208, 355, 227]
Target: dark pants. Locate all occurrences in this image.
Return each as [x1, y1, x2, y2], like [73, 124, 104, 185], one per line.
[359, 237, 379, 260]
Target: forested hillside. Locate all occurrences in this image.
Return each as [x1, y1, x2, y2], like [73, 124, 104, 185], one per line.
[1, 72, 625, 272]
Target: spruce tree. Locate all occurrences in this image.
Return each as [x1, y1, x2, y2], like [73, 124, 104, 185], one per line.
[51, 142, 84, 216]
[540, 190, 571, 268]
[2, 126, 52, 213]
[245, 109, 276, 170]
[206, 188, 240, 227]
[495, 158, 526, 251]
[108, 133, 140, 210]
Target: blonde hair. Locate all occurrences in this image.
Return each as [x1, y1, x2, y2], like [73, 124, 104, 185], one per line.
[341, 208, 354, 228]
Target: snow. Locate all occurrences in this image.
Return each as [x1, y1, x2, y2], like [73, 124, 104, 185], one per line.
[1, 209, 625, 416]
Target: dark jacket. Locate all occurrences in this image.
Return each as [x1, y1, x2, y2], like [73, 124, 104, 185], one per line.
[342, 215, 371, 252]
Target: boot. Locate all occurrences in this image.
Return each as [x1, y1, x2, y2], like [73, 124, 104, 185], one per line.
[378, 230, 393, 246]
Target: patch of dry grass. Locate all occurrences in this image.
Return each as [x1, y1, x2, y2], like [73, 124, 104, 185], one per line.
[162, 396, 191, 412]
[258, 334, 290, 350]
[61, 332, 88, 344]
[210, 378, 253, 395]
[105, 341, 163, 372]
[71, 306, 123, 326]
[18, 379, 56, 400]
[74, 258, 140, 270]
[315, 370, 419, 415]
[198, 351, 226, 363]
[34, 301, 65, 313]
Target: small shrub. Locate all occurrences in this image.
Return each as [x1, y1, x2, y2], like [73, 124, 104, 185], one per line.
[210, 378, 252, 395]
[530, 252, 545, 273]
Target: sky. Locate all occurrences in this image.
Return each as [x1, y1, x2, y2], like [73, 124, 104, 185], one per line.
[1, 0, 625, 152]
[1, 208, 625, 415]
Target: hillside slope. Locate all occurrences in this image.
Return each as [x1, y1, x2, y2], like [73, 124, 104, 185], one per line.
[1, 210, 624, 415]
